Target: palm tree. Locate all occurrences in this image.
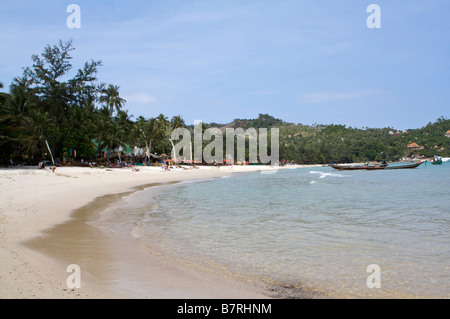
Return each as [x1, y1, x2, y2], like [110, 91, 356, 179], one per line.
[155, 113, 170, 135]
[170, 115, 185, 130]
[153, 114, 171, 155]
[143, 117, 157, 155]
[131, 116, 147, 145]
[154, 114, 170, 148]
[22, 110, 56, 161]
[68, 102, 96, 136]
[102, 122, 125, 161]
[5, 76, 35, 119]
[132, 115, 169, 158]
[99, 84, 126, 116]
[114, 110, 134, 140]
[94, 105, 113, 156]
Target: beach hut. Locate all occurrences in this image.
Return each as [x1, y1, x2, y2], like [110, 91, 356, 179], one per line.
[91, 139, 133, 161]
[407, 142, 424, 151]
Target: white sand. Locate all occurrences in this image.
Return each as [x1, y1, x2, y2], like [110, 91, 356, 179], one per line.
[0, 164, 308, 298]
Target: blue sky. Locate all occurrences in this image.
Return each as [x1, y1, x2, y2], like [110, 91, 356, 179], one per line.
[1, 0, 449, 129]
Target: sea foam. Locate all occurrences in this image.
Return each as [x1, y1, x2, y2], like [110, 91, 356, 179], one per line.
[309, 170, 349, 179]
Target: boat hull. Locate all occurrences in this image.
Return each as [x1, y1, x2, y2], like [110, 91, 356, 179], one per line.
[384, 162, 425, 169]
[431, 159, 442, 165]
[330, 161, 425, 171]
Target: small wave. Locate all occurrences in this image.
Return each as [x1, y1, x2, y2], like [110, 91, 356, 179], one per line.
[309, 171, 349, 179]
[130, 208, 163, 239]
[131, 220, 145, 239]
[178, 177, 218, 185]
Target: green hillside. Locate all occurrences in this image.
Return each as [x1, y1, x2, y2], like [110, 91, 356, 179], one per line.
[1, 41, 449, 165]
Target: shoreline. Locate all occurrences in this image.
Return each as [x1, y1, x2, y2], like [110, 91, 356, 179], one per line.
[0, 164, 318, 298]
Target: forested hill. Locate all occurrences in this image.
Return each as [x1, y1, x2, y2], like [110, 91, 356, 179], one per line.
[1, 40, 449, 165]
[207, 114, 450, 164]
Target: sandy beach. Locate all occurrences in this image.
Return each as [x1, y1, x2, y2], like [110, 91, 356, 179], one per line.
[0, 164, 308, 299]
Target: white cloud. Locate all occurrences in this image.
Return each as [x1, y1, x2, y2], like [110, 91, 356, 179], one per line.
[125, 93, 157, 104]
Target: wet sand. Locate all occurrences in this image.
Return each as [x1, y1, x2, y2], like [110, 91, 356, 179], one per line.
[24, 182, 268, 298]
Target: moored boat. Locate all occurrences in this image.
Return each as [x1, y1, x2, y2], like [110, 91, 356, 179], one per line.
[383, 161, 426, 169]
[329, 163, 386, 170]
[330, 161, 425, 171]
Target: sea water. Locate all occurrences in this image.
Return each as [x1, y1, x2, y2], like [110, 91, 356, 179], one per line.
[99, 163, 449, 298]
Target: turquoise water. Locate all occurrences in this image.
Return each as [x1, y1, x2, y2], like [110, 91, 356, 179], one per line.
[103, 162, 450, 298]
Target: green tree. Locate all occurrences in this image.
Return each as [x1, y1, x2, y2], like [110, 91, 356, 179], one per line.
[21, 40, 103, 158]
[99, 84, 126, 116]
[21, 110, 56, 162]
[114, 109, 134, 144]
[170, 115, 186, 130]
[61, 128, 96, 159]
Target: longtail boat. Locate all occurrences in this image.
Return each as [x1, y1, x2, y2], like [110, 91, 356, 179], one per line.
[329, 161, 425, 171]
[383, 161, 426, 169]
